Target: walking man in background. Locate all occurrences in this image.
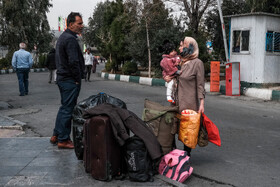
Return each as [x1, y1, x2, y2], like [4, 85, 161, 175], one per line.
[50, 12, 85, 149]
[84, 48, 93, 82]
[12, 42, 33, 96]
[45, 48, 56, 84]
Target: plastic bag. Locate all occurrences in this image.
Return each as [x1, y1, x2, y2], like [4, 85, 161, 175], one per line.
[197, 118, 208, 147]
[202, 113, 221, 146]
[178, 110, 201, 149]
[72, 92, 127, 160]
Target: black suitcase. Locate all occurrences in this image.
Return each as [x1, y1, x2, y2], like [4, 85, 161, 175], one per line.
[83, 115, 122, 181]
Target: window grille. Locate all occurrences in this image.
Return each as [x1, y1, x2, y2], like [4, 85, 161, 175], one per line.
[266, 32, 280, 52]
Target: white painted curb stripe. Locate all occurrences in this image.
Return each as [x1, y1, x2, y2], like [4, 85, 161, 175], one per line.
[139, 77, 152, 86]
[120, 75, 129, 82]
[101, 72, 105, 78]
[108, 73, 115, 80]
[244, 88, 272, 100]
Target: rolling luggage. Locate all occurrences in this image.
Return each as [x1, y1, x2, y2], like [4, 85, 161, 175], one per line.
[72, 92, 127, 160]
[83, 115, 122, 181]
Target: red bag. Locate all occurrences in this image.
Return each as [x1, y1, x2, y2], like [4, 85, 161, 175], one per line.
[202, 113, 221, 146]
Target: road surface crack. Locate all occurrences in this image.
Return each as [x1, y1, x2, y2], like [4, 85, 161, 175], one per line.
[192, 173, 236, 187]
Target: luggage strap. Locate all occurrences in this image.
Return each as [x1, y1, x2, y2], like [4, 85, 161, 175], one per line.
[143, 109, 169, 122]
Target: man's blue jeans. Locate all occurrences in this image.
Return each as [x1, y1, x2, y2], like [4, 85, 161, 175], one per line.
[16, 68, 30, 95]
[53, 80, 81, 142]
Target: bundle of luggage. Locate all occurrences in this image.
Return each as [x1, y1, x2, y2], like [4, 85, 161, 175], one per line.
[72, 94, 220, 183]
[73, 93, 161, 182]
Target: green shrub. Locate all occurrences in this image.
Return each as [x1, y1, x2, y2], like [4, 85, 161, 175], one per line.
[38, 54, 47, 68]
[33, 53, 47, 68]
[122, 61, 138, 75]
[105, 60, 115, 72]
[0, 57, 10, 69]
[153, 68, 162, 78]
[204, 61, 211, 75]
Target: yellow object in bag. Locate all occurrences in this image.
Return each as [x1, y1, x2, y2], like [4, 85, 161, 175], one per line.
[178, 110, 201, 149]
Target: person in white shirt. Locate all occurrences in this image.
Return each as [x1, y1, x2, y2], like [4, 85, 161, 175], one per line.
[83, 48, 93, 81]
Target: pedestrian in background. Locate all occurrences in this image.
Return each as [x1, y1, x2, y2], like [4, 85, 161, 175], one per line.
[164, 36, 205, 156]
[91, 55, 99, 75]
[12, 42, 33, 96]
[83, 48, 93, 82]
[45, 48, 56, 84]
[50, 12, 85, 149]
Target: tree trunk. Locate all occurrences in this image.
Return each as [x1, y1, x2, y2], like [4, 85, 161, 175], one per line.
[145, 20, 152, 78]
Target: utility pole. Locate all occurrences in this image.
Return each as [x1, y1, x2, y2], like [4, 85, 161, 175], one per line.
[217, 0, 229, 63]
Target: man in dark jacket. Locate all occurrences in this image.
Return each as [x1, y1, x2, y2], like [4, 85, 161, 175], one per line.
[45, 48, 56, 84]
[50, 12, 85, 149]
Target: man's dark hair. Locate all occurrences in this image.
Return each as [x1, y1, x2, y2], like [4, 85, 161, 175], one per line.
[67, 12, 82, 27]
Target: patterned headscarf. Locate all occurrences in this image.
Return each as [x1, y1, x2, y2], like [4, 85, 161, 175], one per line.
[180, 37, 199, 64]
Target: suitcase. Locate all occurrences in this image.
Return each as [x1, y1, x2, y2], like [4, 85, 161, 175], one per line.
[83, 115, 122, 181]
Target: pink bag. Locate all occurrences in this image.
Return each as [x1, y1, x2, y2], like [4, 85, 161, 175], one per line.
[158, 149, 193, 183]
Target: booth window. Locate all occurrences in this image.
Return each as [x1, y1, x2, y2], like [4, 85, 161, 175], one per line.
[232, 30, 250, 53]
[266, 31, 280, 52]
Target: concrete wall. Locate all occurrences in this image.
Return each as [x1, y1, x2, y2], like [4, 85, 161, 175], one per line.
[229, 14, 280, 84]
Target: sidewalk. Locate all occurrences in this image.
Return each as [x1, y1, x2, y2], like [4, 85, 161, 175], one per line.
[99, 72, 280, 101]
[0, 137, 180, 186]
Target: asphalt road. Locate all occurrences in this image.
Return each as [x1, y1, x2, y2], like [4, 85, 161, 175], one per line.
[1, 63, 280, 187]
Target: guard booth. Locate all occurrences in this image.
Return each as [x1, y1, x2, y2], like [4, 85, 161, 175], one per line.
[226, 13, 280, 87]
[226, 62, 240, 96]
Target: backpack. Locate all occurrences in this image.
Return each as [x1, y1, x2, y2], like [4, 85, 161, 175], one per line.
[124, 135, 154, 182]
[158, 149, 193, 183]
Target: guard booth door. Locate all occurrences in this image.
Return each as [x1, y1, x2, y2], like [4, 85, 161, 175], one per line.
[226, 62, 240, 96]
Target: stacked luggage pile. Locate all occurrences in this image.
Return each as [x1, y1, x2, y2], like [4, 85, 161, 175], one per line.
[72, 92, 193, 183]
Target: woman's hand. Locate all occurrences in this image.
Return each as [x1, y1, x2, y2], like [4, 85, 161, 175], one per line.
[163, 75, 172, 83]
[198, 98, 204, 114]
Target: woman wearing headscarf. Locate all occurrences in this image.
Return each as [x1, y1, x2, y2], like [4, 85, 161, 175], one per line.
[164, 36, 205, 156]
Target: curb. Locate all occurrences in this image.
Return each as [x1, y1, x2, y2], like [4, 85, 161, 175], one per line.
[218, 85, 280, 101]
[155, 175, 187, 187]
[0, 114, 25, 130]
[0, 68, 48, 74]
[100, 72, 167, 87]
[100, 72, 218, 94]
[243, 87, 280, 101]
[100, 72, 280, 101]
